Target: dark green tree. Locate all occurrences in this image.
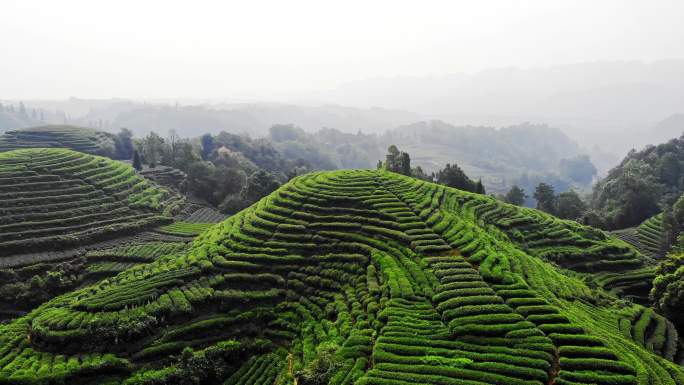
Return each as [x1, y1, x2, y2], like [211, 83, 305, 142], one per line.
[185, 161, 217, 202]
[659, 153, 681, 187]
[558, 155, 597, 185]
[165, 129, 182, 166]
[505, 185, 526, 206]
[383, 145, 412, 176]
[296, 342, 342, 385]
[534, 183, 556, 214]
[580, 209, 605, 228]
[555, 190, 586, 220]
[175, 142, 199, 170]
[241, 170, 280, 203]
[651, 252, 684, 330]
[411, 166, 432, 181]
[401, 152, 411, 176]
[385, 145, 401, 172]
[213, 167, 246, 203]
[436, 163, 475, 192]
[200, 133, 215, 161]
[132, 150, 142, 171]
[142, 131, 164, 168]
[115, 128, 134, 160]
[474, 179, 485, 194]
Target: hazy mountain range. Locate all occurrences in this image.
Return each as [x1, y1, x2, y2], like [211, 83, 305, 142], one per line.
[316, 60, 684, 155]
[2, 60, 682, 173]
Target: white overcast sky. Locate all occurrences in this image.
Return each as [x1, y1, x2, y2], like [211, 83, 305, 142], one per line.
[1, 0, 683, 101]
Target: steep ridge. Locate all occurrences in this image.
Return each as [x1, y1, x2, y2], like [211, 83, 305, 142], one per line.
[0, 170, 681, 385]
[0, 148, 183, 259]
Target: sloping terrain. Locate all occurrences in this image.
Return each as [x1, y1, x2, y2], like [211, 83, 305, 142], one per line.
[637, 214, 665, 257]
[139, 165, 187, 192]
[591, 133, 684, 230]
[0, 170, 681, 385]
[0, 125, 117, 156]
[0, 148, 183, 259]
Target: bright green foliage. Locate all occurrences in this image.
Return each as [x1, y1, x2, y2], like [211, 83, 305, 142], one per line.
[0, 169, 679, 384]
[638, 213, 665, 256]
[156, 222, 214, 236]
[652, 251, 684, 331]
[591, 135, 684, 229]
[84, 242, 190, 279]
[592, 266, 656, 304]
[0, 125, 117, 157]
[0, 148, 183, 259]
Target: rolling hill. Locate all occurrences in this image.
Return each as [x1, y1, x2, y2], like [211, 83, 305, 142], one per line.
[0, 148, 183, 261]
[0, 125, 118, 157]
[0, 169, 679, 385]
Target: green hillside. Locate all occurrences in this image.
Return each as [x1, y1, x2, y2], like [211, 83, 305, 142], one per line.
[0, 169, 681, 385]
[0, 125, 117, 156]
[638, 214, 665, 256]
[591, 134, 684, 230]
[0, 148, 182, 258]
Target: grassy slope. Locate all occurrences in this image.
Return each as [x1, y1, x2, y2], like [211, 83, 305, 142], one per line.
[0, 148, 183, 259]
[0, 169, 680, 385]
[637, 213, 665, 257]
[0, 125, 116, 156]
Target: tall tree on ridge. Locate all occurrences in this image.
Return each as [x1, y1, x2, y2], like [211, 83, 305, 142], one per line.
[505, 185, 526, 206]
[534, 182, 557, 215]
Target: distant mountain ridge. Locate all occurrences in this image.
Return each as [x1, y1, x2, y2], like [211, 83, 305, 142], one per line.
[380, 120, 593, 194]
[319, 60, 684, 155]
[71, 102, 423, 138]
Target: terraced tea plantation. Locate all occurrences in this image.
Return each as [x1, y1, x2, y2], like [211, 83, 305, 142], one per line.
[0, 125, 117, 156]
[0, 148, 183, 259]
[637, 214, 664, 256]
[0, 169, 682, 385]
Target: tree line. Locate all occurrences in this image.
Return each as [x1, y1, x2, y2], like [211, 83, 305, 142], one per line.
[380, 145, 587, 221]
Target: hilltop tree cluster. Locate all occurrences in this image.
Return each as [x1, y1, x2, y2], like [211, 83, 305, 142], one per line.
[504, 185, 527, 206]
[134, 127, 377, 214]
[529, 183, 587, 221]
[135, 130, 289, 213]
[652, 250, 684, 330]
[591, 135, 684, 229]
[379, 145, 485, 194]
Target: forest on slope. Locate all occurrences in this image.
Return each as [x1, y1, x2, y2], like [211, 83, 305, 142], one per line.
[0, 122, 596, 208]
[0, 96, 601, 196]
[591, 134, 684, 230]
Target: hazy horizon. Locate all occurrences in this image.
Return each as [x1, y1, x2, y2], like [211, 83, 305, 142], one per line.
[2, 0, 683, 101]
[2, 0, 684, 161]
